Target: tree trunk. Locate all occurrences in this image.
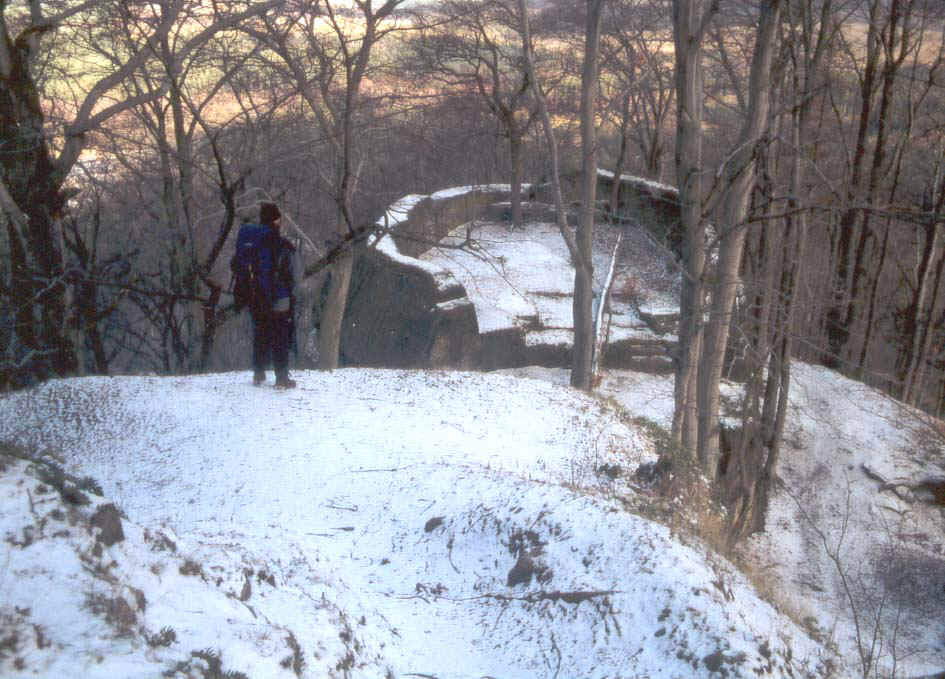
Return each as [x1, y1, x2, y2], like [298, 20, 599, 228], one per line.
[6, 167, 75, 381]
[856, 219, 891, 377]
[509, 130, 525, 228]
[518, 0, 586, 388]
[0, 20, 75, 381]
[903, 223, 945, 404]
[828, 0, 918, 370]
[671, 0, 713, 456]
[726, 109, 806, 543]
[609, 94, 631, 222]
[318, 248, 355, 369]
[902, 151, 945, 402]
[728, 0, 829, 537]
[572, 0, 605, 391]
[199, 285, 222, 372]
[697, 0, 781, 478]
[305, 2, 406, 369]
[825, 3, 882, 367]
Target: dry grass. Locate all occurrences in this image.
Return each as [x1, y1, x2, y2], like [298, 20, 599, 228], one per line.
[618, 416, 730, 557]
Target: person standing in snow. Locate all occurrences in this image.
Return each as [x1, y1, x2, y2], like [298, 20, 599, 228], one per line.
[234, 202, 297, 388]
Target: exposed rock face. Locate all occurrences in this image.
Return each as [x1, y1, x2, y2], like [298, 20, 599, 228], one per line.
[342, 246, 479, 368]
[386, 187, 513, 258]
[479, 329, 531, 371]
[428, 299, 481, 369]
[593, 171, 682, 256]
[342, 178, 683, 370]
[535, 171, 682, 256]
[340, 186, 515, 368]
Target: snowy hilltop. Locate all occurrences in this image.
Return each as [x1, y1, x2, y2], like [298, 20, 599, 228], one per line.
[0, 368, 850, 679]
[2, 199, 945, 677]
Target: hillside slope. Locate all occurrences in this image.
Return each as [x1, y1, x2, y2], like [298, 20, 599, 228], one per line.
[0, 370, 838, 678]
[591, 365, 945, 678]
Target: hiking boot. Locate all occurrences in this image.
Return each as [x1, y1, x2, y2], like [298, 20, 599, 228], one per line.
[275, 376, 297, 389]
[253, 371, 266, 386]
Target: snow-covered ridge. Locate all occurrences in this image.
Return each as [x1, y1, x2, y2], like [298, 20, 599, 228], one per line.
[375, 184, 518, 231]
[361, 183, 680, 360]
[0, 448, 392, 678]
[596, 168, 679, 198]
[368, 184, 518, 293]
[0, 370, 842, 678]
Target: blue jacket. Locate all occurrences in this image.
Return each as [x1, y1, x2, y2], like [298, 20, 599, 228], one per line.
[235, 222, 295, 311]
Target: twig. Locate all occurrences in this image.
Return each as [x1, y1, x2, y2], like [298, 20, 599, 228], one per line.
[785, 480, 878, 676]
[449, 589, 618, 605]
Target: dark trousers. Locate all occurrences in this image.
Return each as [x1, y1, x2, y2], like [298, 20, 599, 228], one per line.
[251, 309, 293, 379]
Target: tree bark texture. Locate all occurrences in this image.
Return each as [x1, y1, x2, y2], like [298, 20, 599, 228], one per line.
[572, 0, 605, 391]
[517, 0, 590, 389]
[697, 0, 781, 480]
[671, 0, 713, 455]
[723, 0, 829, 541]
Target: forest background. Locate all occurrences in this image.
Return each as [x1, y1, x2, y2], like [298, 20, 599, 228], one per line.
[3, 0, 945, 542]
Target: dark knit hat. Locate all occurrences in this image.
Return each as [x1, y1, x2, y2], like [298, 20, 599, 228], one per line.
[260, 202, 281, 224]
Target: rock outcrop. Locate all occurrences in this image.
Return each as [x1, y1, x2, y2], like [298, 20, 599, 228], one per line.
[341, 179, 683, 371]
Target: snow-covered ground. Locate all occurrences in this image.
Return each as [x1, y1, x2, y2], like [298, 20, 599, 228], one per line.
[745, 364, 945, 677]
[419, 216, 679, 349]
[595, 366, 945, 678]
[3, 368, 846, 679]
[2, 363, 943, 678]
[2, 189, 943, 678]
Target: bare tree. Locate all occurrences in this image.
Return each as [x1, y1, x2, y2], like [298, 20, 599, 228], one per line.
[724, 0, 839, 541]
[517, 0, 602, 390]
[110, 0, 276, 373]
[0, 0, 280, 386]
[404, 0, 541, 228]
[573, 0, 606, 390]
[599, 0, 675, 193]
[248, 0, 409, 370]
[697, 0, 782, 478]
[60, 177, 142, 377]
[893, 19, 945, 405]
[824, 0, 935, 371]
[901, 183, 945, 406]
[0, 0, 182, 385]
[670, 0, 717, 452]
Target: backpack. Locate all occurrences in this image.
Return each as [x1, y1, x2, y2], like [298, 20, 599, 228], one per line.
[230, 223, 270, 311]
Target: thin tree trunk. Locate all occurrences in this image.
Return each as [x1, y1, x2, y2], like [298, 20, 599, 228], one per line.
[313, 2, 404, 369]
[517, 0, 588, 388]
[572, 0, 605, 391]
[937, 360, 945, 418]
[825, 0, 884, 367]
[856, 219, 891, 377]
[905, 227, 945, 404]
[671, 0, 714, 455]
[510, 130, 525, 228]
[729, 98, 809, 543]
[609, 94, 631, 223]
[903, 153, 945, 402]
[723, 169, 778, 543]
[698, 0, 781, 478]
[319, 249, 355, 369]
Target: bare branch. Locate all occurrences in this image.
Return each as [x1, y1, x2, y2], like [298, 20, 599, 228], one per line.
[0, 176, 27, 230]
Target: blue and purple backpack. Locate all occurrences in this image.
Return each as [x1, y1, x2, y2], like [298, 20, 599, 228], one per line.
[230, 223, 270, 311]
